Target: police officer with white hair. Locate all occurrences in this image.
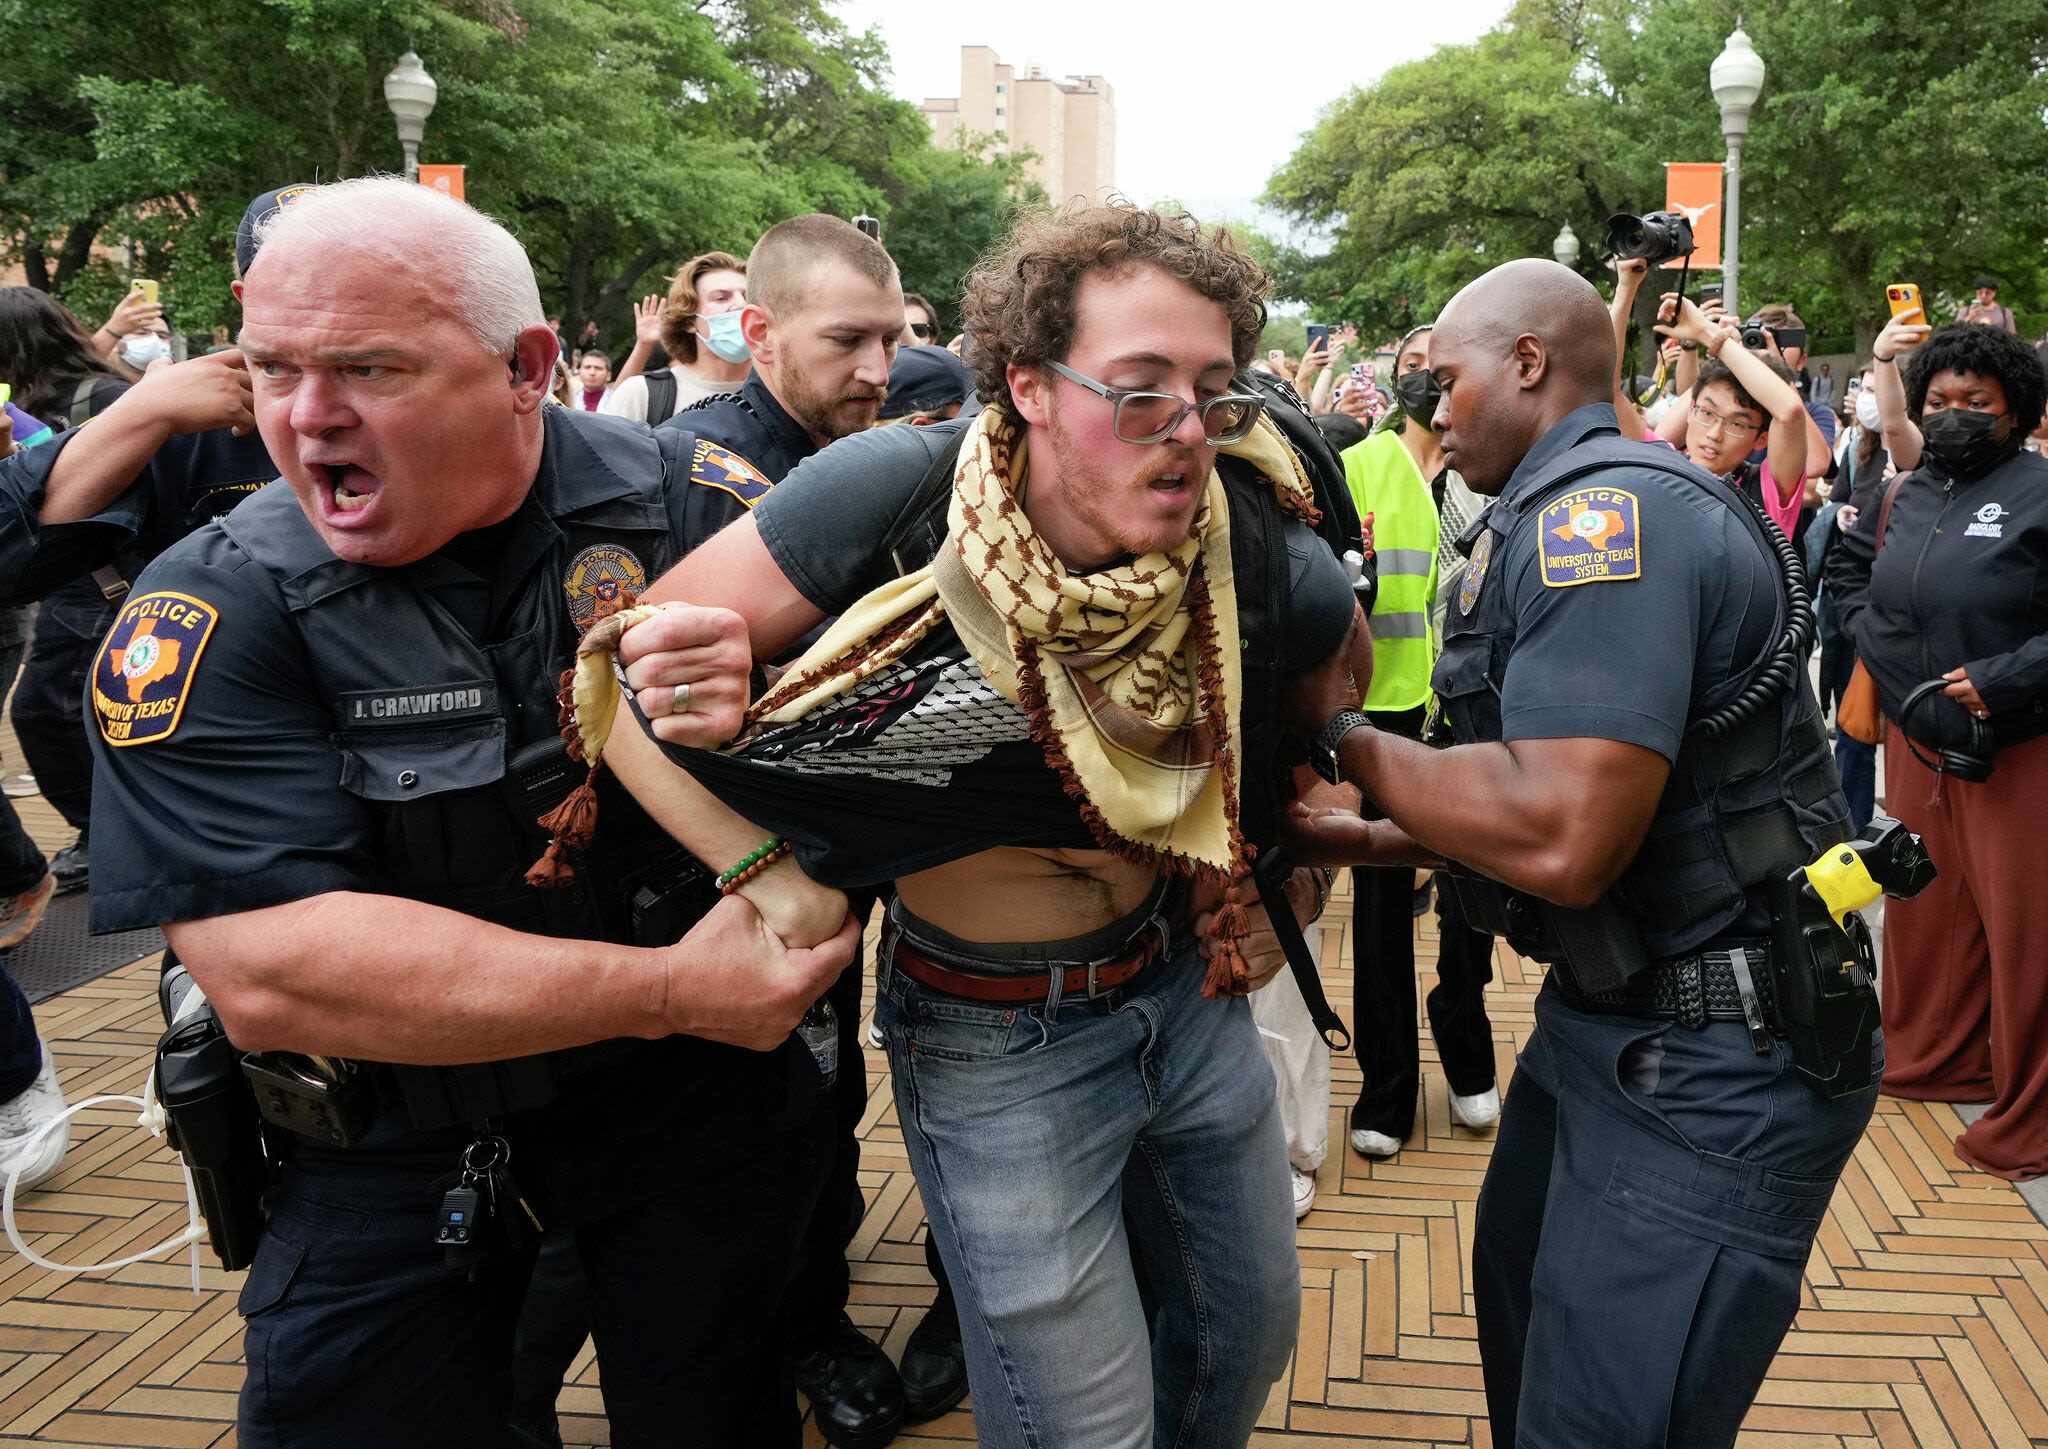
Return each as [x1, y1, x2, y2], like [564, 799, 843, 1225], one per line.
[76, 178, 856, 1447]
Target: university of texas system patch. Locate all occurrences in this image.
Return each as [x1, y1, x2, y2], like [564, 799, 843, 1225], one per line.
[1538, 487, 1641, 588]
[93, 592, 219, 746]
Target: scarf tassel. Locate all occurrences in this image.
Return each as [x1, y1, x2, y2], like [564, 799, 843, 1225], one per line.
[1202, 883, 1254, 999]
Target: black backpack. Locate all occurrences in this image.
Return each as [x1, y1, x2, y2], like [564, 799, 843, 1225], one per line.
[641, 369, 680, 426]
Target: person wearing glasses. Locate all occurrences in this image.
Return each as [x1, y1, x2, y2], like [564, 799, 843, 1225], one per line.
[899, 292, 941, 348]
[1652, 294, 1810, 537]
[602, 201, 1361, 1446]
[1654, 296, 1818, 544]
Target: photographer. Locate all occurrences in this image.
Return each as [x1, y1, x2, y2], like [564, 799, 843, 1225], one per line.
[1826, 322, 2048, 1182]
[1652, 294, 1809, 537]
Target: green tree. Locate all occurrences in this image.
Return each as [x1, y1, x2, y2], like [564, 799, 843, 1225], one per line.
[1264, 0, 2048, 353]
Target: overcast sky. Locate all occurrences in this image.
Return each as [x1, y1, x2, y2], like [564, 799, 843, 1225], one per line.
[838, 0, 1514, 233]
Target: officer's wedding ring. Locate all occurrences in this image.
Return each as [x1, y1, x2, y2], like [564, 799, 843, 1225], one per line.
[667, 682, 692, 716]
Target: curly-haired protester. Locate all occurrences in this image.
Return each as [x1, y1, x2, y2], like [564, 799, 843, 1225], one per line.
[1827, 321, 2048, 1180]
[603, 251, 750, 424]
[600, 200, 1367, 1445]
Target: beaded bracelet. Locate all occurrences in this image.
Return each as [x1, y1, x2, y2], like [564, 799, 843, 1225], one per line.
[717, 837, 791, 895]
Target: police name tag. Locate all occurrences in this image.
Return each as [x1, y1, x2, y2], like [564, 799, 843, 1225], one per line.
[1538, 488, 1641, 588]
[94, 592, 220, 746]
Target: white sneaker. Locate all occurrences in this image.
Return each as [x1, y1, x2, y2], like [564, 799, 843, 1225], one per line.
[0, 1042, 69, 1191]
[865, 1021, 884, 1050]
[1451, 1086, 1502, 1130]
[1349, 1128, 1402, 1158]
[0, 775, 35, 800]
[1291, 1168, 1316, 1220]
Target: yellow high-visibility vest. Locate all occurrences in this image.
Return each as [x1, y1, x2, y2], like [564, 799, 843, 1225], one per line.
[1341, 429, 1440, 713]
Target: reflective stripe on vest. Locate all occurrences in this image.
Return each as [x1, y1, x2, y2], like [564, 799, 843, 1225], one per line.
[1341, 430, 1440, 711]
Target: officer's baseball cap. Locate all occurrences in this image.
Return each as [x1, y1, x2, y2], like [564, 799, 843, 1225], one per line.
[235, 185, 317, 277]
[881, 345, 972, 421]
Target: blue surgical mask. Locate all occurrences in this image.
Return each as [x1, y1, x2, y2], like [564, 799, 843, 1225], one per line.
[120, 333, 173, 369]
[703, 311, 751, 364]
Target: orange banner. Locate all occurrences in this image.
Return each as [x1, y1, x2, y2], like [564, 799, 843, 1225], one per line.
[1662, 163, 1723, 269]
[418, 164, 466, 201]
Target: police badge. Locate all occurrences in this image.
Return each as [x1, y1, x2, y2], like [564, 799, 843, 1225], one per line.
[563, 544, 647, 631]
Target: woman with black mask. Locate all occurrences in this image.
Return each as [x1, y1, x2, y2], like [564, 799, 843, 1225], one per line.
[1826, 322, 2048, 1182]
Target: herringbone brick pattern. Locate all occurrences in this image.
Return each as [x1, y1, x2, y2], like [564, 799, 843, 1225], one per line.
[0, 879, 2040, 1447]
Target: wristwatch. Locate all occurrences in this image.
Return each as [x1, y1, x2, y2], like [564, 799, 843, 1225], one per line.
[1308, 708, 1370, 785]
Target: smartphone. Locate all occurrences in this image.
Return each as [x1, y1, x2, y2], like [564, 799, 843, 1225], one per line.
[1268, 348, 1285, 366]
[1352, 361, 1374, 386]
[852, 214, 880, 241]
[1886, 283, 1921, 319]
[1304, 323, 1331, 354]
[1699, 282, 1723, 304]
[129, 279, 159, 306]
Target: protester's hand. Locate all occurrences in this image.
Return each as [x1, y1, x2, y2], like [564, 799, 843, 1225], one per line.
[1360, 509, 1375, 555]
[1283, 604, 1372, 742]
[101, 290, 163, 342]
[1295, 336, 1331, 387]
[1613, 256, 1650, 294]
[660, 895, 858, 1050]
[734, 860, 851, 951]
[119, 348, 255, 437]
[1654, 293, 1727, 351]
[1836, 503, 1860, 532]
[1699, 296, 1728, 326]
[616, 603, 753, 746]
[1942, 667, 1988, 719]
[1658, 339, 1683, 370]
[632, 295, 663, 347]
[1874, 308, 1931, 363]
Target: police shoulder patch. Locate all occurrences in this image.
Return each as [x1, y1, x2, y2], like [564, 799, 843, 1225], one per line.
[563, 543, 648, 630]
[1536, 487, 1641, 588]
[691, 440, 774, 507]
[93, 592, 219, 746]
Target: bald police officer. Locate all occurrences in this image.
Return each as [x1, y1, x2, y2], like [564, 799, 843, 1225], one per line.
[1287, 260, 1877, 1448]
[82, 178, 854, 1448]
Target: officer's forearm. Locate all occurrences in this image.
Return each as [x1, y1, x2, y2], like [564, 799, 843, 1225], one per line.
[1337, 727, 1666, 909]
[165, 894, 670, 1062]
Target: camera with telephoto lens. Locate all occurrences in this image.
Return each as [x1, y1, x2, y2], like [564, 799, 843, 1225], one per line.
[1604, 211, 1696, 267]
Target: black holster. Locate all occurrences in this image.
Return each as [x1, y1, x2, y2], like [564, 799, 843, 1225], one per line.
[1765, 868, 1881, 1099]
[155, 963, 274, 1272]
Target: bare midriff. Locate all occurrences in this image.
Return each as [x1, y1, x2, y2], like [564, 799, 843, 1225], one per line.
[895, 845, 1160, 943]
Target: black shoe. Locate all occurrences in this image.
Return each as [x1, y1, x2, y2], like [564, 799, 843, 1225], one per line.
[1410, 874, 1434, 918]
[794, 1313, 906, 1449]
[899, 1283, 968, 1422]
[49, 841, 87, 895]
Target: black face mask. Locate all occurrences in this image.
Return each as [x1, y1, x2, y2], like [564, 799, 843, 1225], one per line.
[1919, 406, 2017, 479]
[1393, 370, 1441, 427]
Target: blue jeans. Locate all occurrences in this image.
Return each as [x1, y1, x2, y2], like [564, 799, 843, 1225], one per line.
[1473, 980, 1879, 1448]
[877, 899, 1300, 1449]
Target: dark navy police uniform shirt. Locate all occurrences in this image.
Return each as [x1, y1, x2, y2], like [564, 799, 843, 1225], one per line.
[85, 404, 765, 934]
[1444, 404, 1779, 763]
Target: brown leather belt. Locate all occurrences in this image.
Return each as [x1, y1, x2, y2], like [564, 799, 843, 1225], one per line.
[888, 923, 1169, 1004]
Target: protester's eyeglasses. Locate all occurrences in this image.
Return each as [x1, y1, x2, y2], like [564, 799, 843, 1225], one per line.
[1690, 401, 1763, 437]
[1044, 360, 1264, 444]
[908, 321, 937, 340]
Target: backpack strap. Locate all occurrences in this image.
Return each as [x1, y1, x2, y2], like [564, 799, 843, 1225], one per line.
[643, 369, 678, 426]
[881, 426, 971, 577]
[1872, 472, 1907, 558]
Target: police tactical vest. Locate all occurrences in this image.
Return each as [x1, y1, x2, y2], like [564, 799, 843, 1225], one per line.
[1341, 430, 1439, 713]
[1435, 435, 1852, 968]
[666, 373, 813, 483]
[217, 407, 689, 942]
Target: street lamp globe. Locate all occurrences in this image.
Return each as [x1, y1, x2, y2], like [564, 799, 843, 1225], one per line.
[383, 50, 438, 183]
[1552, 222, 1580, 269]
[1710, 27, 1766, 138]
